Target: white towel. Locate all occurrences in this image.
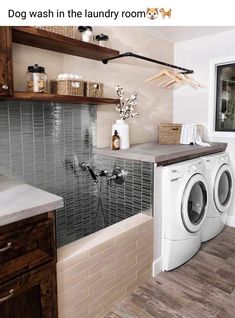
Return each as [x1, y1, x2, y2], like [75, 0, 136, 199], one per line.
[180, 124, 196, 145]
[180, 124, 210, 147]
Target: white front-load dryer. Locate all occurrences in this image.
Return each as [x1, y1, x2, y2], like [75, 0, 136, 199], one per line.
[161, 158, 208, 271]
[201, 152, 233, 242]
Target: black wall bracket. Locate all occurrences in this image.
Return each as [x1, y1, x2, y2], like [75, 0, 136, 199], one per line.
[102, 52, 194, 74]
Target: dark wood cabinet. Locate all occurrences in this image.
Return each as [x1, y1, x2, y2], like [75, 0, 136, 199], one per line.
[0, 212, 58, 318]
[0, 263, 57, 318]
[0, 27, 13, 97]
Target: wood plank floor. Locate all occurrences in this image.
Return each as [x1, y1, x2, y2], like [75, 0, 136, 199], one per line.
[103, 226, 235, 318]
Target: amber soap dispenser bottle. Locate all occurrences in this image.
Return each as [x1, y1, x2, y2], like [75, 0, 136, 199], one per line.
[112, 130, 120, 150]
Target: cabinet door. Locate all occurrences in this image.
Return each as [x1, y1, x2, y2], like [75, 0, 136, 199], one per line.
[0, 263, 58, 318]
[0, 212, 56, 284]
[0, 27, 13, 96]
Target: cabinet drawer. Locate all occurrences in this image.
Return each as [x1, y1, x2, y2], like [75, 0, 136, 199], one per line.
[0, 262, 57, 318]
[0, 213, 56, 284]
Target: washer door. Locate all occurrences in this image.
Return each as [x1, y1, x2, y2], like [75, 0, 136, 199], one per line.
[214, 164, 233, 213]
[181, 174, 208, 233]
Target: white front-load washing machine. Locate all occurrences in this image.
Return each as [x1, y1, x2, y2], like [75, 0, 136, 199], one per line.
[161, 158, 208, 271]
[201, 152, 233, 242]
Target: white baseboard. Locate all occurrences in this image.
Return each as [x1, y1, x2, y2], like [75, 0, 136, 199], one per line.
[226, 215, 235, 227]
[152, 257, 162, 277]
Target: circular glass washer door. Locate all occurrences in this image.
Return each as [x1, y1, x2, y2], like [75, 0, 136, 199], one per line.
[181, 174, 208, 233]
[214, 164, 233, 213]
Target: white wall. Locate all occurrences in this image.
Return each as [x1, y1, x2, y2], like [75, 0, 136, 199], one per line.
[174, 29, 235, 220]
[13, 27, 174, 148]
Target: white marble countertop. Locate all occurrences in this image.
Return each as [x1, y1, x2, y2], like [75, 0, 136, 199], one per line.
[0, 175, 64, 226]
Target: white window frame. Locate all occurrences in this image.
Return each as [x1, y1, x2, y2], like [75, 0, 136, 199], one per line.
[209, 55, 235, 139]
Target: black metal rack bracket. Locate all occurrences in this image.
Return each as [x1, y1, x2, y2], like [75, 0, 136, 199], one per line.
[102, 52, 194, 74]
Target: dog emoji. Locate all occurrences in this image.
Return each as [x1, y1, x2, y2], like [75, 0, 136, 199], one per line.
[159, 8, 172, 19]
[146, 8, 159, 20]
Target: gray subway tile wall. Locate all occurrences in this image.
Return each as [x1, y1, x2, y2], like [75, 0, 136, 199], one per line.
[0, 101, 153, 247]
[93, 156, 153, 231]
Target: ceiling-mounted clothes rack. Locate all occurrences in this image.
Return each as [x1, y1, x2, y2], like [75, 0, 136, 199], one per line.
[102, 52, 194, 74]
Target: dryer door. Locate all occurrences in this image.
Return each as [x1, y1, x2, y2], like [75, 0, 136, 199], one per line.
[181, 174, 208, 233]
[214, 164, 233, 213]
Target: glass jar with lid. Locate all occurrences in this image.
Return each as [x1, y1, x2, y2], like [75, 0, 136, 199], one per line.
[78, 26, 93, 43]
[26, 64, 48, 93]
[94, 34, 111, 48]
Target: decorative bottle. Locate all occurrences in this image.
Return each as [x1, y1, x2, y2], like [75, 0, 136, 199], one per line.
[112, 119, 130, 150]
[112, 130, 120, 150]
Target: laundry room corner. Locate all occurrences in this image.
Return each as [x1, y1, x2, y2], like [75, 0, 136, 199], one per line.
[1, 19, 235, 317]
[174, 29, 235, 227]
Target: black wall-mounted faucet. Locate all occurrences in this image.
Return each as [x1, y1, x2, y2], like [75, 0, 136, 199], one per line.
[80, 162, 128, 186]
[79, 162, 98, 183]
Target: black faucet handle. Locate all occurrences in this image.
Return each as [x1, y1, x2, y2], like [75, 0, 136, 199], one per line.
[87, 166, 98, 183]
[79, 162, 98, 183]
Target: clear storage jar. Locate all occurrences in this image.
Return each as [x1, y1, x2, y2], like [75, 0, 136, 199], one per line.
[78, 26, 93, 43]
[26, 64, 48, 93]
[94, 34, 111, 48]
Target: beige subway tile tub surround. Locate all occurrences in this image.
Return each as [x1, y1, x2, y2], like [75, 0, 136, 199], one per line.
[57, 213, 153, 318]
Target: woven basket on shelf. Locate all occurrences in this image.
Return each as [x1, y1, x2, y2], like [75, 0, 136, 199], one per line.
[35, 26, 75, 38]
[51, 80, 84, 96]
[85, 81, 104, 97]
[159, 123, 203, 145]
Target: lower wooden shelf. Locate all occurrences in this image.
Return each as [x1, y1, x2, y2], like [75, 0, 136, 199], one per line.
[2, 92, 119, 105]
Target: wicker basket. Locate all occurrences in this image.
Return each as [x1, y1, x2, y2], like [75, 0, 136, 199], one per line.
[85, 81, 104, 97]
[159, 123, 203, 145]
[35, 26, 75, 38]
[51, 79, 84, 96]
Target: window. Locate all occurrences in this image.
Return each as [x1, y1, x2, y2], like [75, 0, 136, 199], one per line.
[215, 63, 235, 131]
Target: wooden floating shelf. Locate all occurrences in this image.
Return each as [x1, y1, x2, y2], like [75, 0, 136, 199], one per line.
[5, 92, 119, 105]
[12, 27, 120, 61]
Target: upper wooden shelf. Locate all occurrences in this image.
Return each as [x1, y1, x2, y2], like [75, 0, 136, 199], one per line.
[6, 92, 119, 105]
[11, 27, 120, 61]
